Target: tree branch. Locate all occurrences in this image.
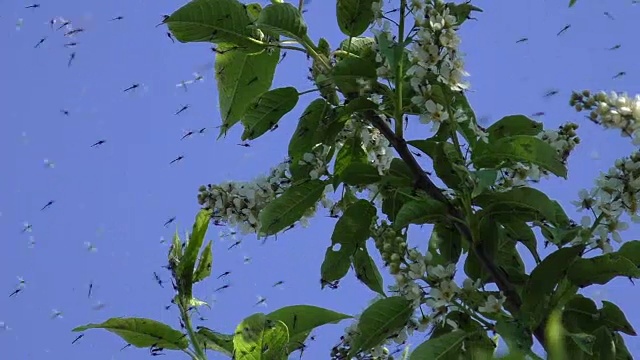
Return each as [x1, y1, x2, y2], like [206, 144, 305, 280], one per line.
[364, 110, 548, 348]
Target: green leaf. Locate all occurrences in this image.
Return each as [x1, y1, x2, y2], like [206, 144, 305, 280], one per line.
[338, 37, 376, 61]
[566, 332, 596, 355]
[166, 0, 263, 52]
[562, 295, 601, 333]
[471, 169, 498, 198]
[472, 135, 567, 178]
[486, 115, 543, 142]
[353, 246, 385, 296]
[73, 318, 188, 350]
[520, 245, 585, 328]
[381, 186, 415, 221]
[569, 0, 578, 7]
[342, 96, 380, 116]
[233, 313, 289, 359]
[410, 330, 467, 360]
[617, 240, 640, 265]
[495, 317, 534, 355]
[450, 91, 480, 147]
[336, 0, 375, 37]
[321, 199, 376, 283]
[241, 87, 299, 141]
[393, 198, 449, 230]
[375, 33, 404, 73]
[448, 2, 483, 25]
[266, 305, 352, 352]
[334, 133, 368, 179]
[331, 56, 377, 96]
[256, 3, 307, 40]
[193, 240, 213, 283]
[179, 209, 212, 298]
[216, 44, 280, 138]
[431, 223, 462, 265]
[567, 253, 640, 288]
[348, 297, 413, 357]
[498, 217, 541, 263]
[288, 98, 331, 159]
[340, 162, 381, 185]
[259, 179, 326, 236]
[245, 3, 262, 22]
[474, 187, 564, 226]
[591, 326, 615, 359]
[196, 327, 234, 356]
[612, 332, 634, 360]
[599, 301, 637, 336]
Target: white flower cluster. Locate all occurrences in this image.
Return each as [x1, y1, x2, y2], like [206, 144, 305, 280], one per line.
[571, 90, 640, 145]
[334, 118, 395, 175]
[197, 161, 324, 235]
[571, 150, 640, 253]
[496, 123, 580, 188]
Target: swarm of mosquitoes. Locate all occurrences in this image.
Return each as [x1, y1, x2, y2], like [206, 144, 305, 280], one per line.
[7, 0, 632, 358]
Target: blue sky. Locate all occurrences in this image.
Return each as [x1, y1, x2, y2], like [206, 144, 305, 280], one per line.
[2, 0, 639, 358]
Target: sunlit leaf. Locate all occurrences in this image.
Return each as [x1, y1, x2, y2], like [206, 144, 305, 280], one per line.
[617, 240, 640, 265]
[266, 305, 351, 352]
[241, 87, 299, 141]
[166, 0, 264, 52]
[258, 179, 326, 236]
[196, 327, 234, 356]
[348, 297, 413, 357]
[330, 56, 377, 96]
[193, 240, 213, 283]
[216, 44, 280, 138]
[179, 209, 212, 298]
[73, 318, 188, 350]
[233, 313, 288, 360]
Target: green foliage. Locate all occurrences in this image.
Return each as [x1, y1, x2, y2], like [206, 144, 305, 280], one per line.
[79, 2, 639, 359]
[73, 317, 189, 350]
[233, 313, 289, 359]
[348, 296, 413, 357]
[259, 179, 326, 236]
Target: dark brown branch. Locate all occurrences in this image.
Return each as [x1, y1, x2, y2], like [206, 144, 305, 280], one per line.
[364, 110, 547, 348]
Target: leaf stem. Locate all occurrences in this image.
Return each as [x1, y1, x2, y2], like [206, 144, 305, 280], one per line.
[394, 0, 407, 138]
[179, 300, 207, 360]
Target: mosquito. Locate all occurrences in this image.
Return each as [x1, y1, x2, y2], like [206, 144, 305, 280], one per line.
[181, 130, 195, 140]
[60, 109, 70, 116]
[110, 16, 124, 21]
[217, 271, 231, 279]
[531, 112, 545, 117]
[604, 12, 614, 20]
[176, 80, 192, 92]
[169, 155, 184, 165]
[155, 15, 170, 27]
[88, 281, 93, 298]
[557, 24, 571, 36]
[16, 19, 24, 31]
[22, 222, 33, 233]
[34, 37, 47, 48]
[243, 255, 252, 264]
[91, 140, 106, 147]
[254, 296, 267, 307]
[68, 52, 76, 67]
[51, 309, 63, 319]
[124, 83, 140, 92]
[198, 127, 207, 134]
[153, 272, 164, 287]
[64, 42, 78, 48]
[613, 71, 626, 79]
[25, 4, 41, 9]
[228, 240, 241, 250]
[175, 104, 190, 115]
[41, 200, 55, 211]
[238, 143, 250, 147]
[167, 32, 174, 43]
[608, 44, 621, 51]
[272, 280, 285, 288]
[44, 158, 55, 168]
[215, 284, 230, 292]
[164, 217, 176, 227]
[72, 334, 84, 344]
[65, 28, 85, 37]
[543, 89, 559, 98]
[515, 37, 528, 43]
[84, 241, 97, 252]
